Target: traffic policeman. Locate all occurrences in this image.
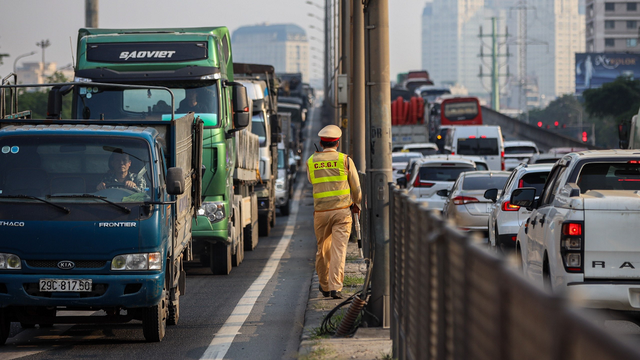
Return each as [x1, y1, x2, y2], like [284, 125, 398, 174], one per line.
[307, 125, 361, 299]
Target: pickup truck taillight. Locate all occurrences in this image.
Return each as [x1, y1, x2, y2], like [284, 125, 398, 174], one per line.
[501, 151, 505, 170]
[560, 221, 584, 273]
[502, 201, 520, 211]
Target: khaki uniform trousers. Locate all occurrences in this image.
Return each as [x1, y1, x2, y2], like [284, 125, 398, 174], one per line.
[314, 207, 353, 292]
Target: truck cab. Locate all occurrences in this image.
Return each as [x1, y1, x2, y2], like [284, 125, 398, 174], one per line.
[0, 80, 203, 342]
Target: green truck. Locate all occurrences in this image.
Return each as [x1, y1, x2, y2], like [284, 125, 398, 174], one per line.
[73, 27, 260, 275]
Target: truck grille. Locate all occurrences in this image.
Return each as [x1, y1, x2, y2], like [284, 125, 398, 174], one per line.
[26, 260, 107, 269]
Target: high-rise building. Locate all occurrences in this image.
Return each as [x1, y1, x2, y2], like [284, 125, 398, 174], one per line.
[422, 0, 490, 97]
[586, 0, 640, 52]
[523, 0, 585, 101]
[232, 23, 309, 82]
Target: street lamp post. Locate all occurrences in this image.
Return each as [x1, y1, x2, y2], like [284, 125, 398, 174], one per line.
[13, 51, 37, 74]
[36, 39, 51, 71]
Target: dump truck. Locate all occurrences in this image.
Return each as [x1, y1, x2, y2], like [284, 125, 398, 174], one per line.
[0, 76, 235, 342]
[72, 27, 260, 275]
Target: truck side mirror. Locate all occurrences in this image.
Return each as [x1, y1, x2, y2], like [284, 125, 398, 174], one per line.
[232, 84, 250, 130]
[484, 188, 498, 203]
[510, 187, 536, 208]
[166, 167, 185, 195]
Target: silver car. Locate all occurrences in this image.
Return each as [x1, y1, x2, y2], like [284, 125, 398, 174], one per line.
[441, 171, 510, 237]
[406, 155, 478, 211]
[485, 163, 553, 252]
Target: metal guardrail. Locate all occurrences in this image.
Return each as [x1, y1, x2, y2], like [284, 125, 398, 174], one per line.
[389, 184, 640, 360]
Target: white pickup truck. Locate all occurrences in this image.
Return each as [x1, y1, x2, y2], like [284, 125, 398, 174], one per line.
[512, 150, 640, 311]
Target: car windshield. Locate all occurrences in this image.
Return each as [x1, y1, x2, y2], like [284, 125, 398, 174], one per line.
[0, 135, 152, 204]
[462, 175, 509, 190]
[577, 162, 640, 193]
[74, 83, 219, 126]
[419, 165, 475, 182]
[457, 138, 499, 156]
[505, 146, 537, 155]
[518, 172, 550, 195]
[393, 154, 421, 163]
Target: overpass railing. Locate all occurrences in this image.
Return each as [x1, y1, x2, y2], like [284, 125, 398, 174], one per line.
[390, 185, 640, 360]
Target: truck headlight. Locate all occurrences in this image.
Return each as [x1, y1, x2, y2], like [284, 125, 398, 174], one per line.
[0, 253, 21, 269]
[111, 252, 162, 270]
[198, 201, 226, 223]
[256, 188, 270, 198]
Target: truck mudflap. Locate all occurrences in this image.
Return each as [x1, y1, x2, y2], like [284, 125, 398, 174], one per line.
[584, 206, 640, 279]
[0, 273, 164, 308]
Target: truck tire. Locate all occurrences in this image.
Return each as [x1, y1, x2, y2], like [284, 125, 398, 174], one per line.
[211, 241, 232, 275]
[259, 214, 271, 237]
[232, 236, 244, 267]
[168, 290, 179, 326]
[245, 221, 259, 251]
[280, 198, 291, 216]
[142, 289, 167, 342]
[0, 309, 9, 345]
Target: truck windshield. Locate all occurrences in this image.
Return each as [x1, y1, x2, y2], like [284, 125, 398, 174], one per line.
[251, 113, 267, 147]
[278, 149, 286, 169]
[75, 83, 219, 126]
[0, 135, 152, 204]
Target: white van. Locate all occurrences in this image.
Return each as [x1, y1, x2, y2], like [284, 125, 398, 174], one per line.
[444, 126, 505, 170]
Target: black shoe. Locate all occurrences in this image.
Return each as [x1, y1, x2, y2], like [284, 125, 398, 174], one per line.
[319, 285, 330, 297]
[330, 290, 343, 299]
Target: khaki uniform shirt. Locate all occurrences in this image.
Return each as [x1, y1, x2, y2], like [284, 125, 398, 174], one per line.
[307, 148, 362, 212]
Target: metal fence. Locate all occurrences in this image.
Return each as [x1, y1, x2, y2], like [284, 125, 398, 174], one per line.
[389, 185, 640, 360]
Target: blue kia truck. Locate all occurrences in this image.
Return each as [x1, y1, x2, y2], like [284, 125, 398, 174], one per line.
[0, 79, 249, 343]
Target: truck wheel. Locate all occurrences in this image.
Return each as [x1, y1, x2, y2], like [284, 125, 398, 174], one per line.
[211, 242, 232, 275]
[168, 295, 179, 326]
[245, 221, 259, 251]
[0, 309, 10, 345]
[232, 236, 244, 267]
[259, 214, 271, 237]
[142, 289, 167, 342]
[280, 198, 291, 216]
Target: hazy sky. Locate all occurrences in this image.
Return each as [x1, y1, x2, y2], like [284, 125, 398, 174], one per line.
[0, 0, 427, 82]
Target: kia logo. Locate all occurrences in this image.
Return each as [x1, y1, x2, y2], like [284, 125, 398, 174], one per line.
[57, 261, 75, 270]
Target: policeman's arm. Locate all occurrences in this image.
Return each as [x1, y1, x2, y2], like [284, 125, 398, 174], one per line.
[346, 157, 362, 209]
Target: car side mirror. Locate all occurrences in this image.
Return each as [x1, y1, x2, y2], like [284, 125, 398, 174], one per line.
[436, 189, 450, 197]
[510, 187, 536, 208]
[166, 167, 185, 195]
[396, 177, 407, 188]
[484, 188, 498, 203]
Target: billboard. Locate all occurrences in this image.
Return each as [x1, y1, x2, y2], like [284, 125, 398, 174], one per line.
[575, 53, 640, 95]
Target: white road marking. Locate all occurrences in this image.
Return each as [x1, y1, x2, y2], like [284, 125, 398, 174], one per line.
[200, 107, 317, 360]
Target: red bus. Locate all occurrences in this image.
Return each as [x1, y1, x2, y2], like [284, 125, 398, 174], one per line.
[429, 96, 482, 151]
[433, 96, 482, 126]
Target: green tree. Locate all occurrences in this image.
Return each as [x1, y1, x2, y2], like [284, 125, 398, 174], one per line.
[16, 71, 72, 119]
[582, 76, 640, 122]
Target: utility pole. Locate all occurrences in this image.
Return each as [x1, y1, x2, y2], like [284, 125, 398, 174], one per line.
[35, 39, 51, 71]
[510, 0, 546, 123]
[351, 0, 366, 171]
[364, 0, 391, 328]
[478, 17, 510, 111]
[85, 0, 99, 28]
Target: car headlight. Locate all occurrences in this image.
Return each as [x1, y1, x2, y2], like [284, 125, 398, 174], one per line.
[276, 178, 285, 190]
[198, 201, 226, 223]
[111, 252, 162, 270]
[0, 253, 21, 269]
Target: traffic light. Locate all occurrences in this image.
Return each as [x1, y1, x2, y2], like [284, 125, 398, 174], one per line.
[582, 131, 588, 142]
[554, 121, 559, 127]
[537, 121, 543, 127]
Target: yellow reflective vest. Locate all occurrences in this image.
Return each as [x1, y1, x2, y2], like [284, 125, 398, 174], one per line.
[307, 151, 352, 211]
